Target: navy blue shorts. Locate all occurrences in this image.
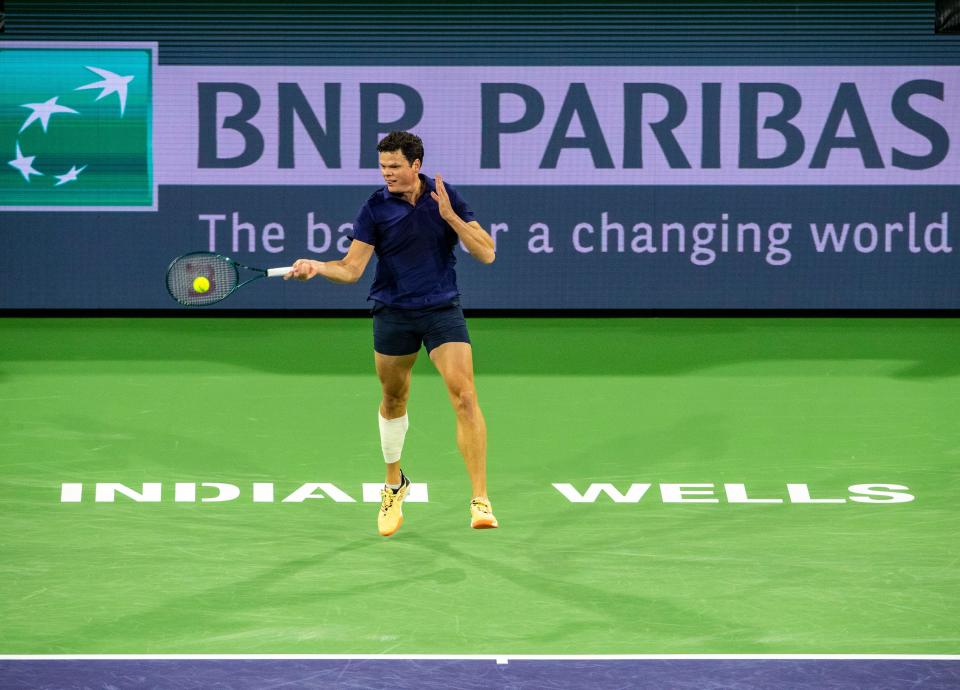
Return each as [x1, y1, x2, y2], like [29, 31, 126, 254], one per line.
[372, 299, 471, 356]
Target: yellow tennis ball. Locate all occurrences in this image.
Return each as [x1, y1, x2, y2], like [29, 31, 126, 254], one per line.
[193, 276, 210, 293]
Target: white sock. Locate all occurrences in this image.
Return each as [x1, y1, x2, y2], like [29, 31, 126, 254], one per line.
[379, 411, 409, 463]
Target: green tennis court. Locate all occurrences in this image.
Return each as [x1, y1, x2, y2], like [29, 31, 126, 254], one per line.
[0, 317, 957, 655]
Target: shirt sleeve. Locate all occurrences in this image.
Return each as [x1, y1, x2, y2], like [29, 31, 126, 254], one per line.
[348, 203, 376, 245]
[446, 183, 476, 223]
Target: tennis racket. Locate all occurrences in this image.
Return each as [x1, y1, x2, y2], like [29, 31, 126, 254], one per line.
[165, 251, 293, 306]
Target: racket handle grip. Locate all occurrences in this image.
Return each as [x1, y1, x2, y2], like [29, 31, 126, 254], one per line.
[267, 266, 293, 278]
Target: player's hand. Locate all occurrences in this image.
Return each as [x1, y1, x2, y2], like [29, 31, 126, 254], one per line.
[285, 259, 321, 281]
[430, 174, 456, 222]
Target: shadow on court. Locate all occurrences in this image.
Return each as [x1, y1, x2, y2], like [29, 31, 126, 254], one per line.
[0, 317, 957, 379]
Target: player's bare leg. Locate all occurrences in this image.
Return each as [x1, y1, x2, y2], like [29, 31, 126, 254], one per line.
[430, 342, 497, 528]
[375, 351, 417, 485]
[374, 351, 417, 536]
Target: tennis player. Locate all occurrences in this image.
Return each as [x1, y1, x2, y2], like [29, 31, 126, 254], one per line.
[285, 131, 498, 536]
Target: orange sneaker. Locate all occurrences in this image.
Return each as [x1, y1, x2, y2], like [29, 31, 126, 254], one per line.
[470, 497, 499, 529]
[377, 473, 410, 537]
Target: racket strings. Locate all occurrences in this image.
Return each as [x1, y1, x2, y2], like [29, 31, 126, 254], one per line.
[166, 254, 239, 306]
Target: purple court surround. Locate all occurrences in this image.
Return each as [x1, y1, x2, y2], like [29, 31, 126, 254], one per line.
[1, 657, 958, 689]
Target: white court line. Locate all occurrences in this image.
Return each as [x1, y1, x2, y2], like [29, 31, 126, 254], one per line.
[0, 654, 958, 661]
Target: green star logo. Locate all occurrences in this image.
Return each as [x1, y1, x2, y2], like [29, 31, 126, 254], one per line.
[0, 45, 153, 209]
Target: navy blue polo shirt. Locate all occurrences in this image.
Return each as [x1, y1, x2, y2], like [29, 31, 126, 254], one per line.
[349, 174, 475, 309]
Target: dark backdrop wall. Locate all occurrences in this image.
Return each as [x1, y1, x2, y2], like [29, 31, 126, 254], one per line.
[1, 1, 957, 310]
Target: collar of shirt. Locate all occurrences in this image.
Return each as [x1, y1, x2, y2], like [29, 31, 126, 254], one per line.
[382, 173, 434, 204]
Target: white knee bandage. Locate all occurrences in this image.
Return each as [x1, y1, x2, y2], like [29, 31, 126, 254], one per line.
[379, 412, 409, 463]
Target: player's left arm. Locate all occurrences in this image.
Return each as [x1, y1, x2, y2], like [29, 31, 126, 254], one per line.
[432, 174, 496, 264]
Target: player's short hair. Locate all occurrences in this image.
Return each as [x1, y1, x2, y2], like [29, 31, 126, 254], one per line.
[377, 131, 424, 166]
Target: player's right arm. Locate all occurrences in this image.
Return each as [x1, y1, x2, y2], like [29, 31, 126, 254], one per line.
[284, 239, 375, 284]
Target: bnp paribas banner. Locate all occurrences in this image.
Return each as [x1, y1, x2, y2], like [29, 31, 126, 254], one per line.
[1, 41, 957, 309]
